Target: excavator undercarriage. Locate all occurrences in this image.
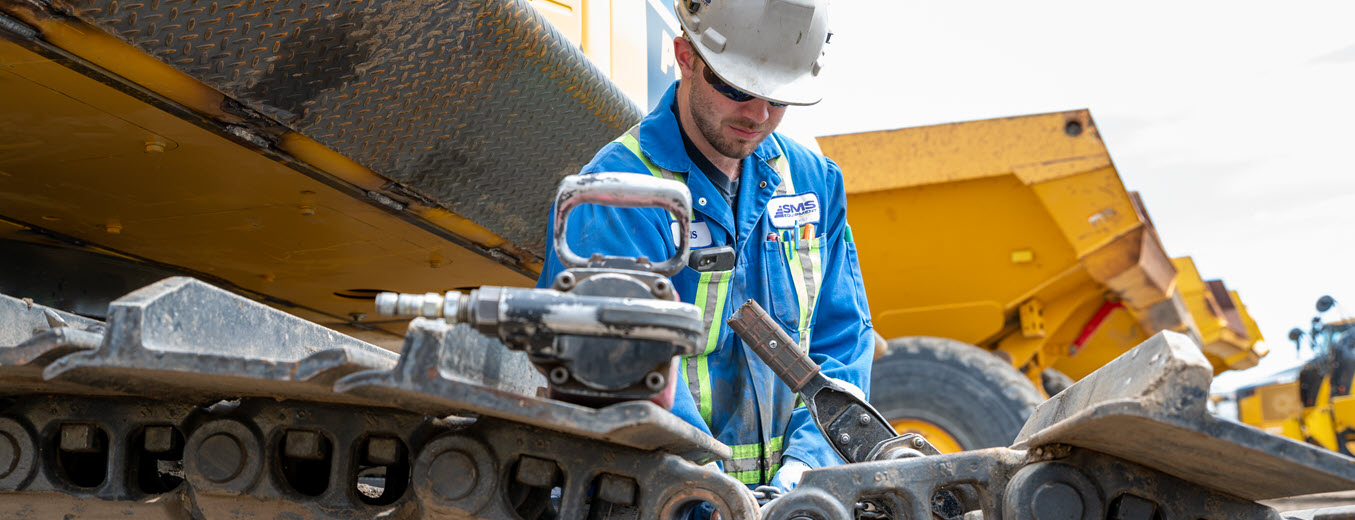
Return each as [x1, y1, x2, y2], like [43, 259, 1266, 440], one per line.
[2, 277, 1354, 519]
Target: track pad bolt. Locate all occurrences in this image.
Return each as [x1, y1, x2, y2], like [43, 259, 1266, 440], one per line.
[284, 430, 325, 460]
[60, 424, 100, 453]
[144, 426, 175, 453]
[365, 437, 401, 466]
[515, 456, 560, 488]
[597, 473, 638, 506]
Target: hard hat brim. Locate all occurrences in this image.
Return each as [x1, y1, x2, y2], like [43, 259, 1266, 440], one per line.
[692, 42, 824, 107]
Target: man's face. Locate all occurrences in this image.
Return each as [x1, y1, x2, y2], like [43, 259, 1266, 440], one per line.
[687, 58, 787, 161]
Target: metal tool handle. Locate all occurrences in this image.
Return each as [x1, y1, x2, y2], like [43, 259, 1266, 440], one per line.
[726, 300, 820, 392]
[553, 172, 692, 277]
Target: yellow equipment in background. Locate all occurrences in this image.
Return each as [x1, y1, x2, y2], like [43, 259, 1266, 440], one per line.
[1174, 257, 1268, 373]
[1234, 298, 1355, 455]
[817, 111, 1265, 452]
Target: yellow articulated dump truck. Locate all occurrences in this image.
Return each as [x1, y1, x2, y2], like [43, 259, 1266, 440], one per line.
[817, 111, 1265, 452]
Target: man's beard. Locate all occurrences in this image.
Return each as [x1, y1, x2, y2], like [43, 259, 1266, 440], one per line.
[689, 87, 767, 160]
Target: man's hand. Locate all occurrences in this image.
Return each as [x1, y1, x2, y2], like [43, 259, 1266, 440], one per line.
[769, 457, 812, 493]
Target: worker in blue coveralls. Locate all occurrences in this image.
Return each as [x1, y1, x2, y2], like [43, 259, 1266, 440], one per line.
[537, 0, 872, 503]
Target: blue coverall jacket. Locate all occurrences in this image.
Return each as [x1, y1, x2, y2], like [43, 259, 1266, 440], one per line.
[537, 81, 875, 486]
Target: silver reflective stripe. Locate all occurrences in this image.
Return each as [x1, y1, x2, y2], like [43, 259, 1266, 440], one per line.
[685, 355, 702, 424]
[724, 455, 761, 474]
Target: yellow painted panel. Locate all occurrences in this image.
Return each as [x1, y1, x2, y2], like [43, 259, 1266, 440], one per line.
[874, 302, 1005, 346]
[818, 110, 1109, 195]
[837, 110, 1196, 384]
[848, 174, 1081, 344]
[1333, 395, 1355, 431]
[1030, 166, 1138, 259]
[1258, 382, 1304, 423]
[1054, 306, 1148, 381]
[0, 39, 529, 344]
[999, 284, 1104, 371]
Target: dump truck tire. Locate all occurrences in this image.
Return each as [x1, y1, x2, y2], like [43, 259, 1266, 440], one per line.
[1041, 368, 1076, 397]
[870, 336, 1044, 451]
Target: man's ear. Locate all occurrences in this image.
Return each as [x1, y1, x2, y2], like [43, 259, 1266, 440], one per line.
[673, 36, 699, 80]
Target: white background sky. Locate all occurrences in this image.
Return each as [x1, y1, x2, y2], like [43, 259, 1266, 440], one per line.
[772, 1, 1355, 391]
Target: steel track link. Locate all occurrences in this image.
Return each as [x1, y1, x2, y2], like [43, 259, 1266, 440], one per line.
[0, 278, 757, 519]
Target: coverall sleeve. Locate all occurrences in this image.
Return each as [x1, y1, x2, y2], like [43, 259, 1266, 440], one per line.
[779, 157, 876, 470]
[536, 144, 676, 290]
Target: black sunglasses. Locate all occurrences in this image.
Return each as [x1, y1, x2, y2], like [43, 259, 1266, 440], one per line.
[698, 56, 789, 108]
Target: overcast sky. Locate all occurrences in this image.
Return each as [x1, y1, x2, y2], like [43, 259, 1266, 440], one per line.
[773, 1, 1355, 391]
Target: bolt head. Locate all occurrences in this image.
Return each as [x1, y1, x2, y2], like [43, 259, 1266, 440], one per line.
[596, 473, 638, 505]
[60, 424, 99, 453]
[645, 371, 666, 391]
[514, 456, 560, 488]
[144, 426, 175, 453]
[554, 272, 576, 291]
[549, 366, 570, 385]
[858, 414, 871, 426]
[912, 437, 927, 448]
[284, 430, 325, 460]
[768, 340, 778, 350]
[837, 433, 851, 445]
[366, 437, 401, 466]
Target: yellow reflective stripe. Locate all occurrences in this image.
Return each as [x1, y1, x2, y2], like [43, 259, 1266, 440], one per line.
[697, 355, 713, 426]
[690, 270, 731, 428]
[723, 436, 787, 485]
[616, 126, 689, 223]
[702, 273, 731, 355]
[616, 132, 665, 180]
[730, 442, 762, 460]
[730, 470, 762, 485]
[768, 135, 792, 183]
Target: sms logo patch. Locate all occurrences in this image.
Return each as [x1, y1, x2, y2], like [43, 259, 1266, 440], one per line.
[768, 193, 820, 229]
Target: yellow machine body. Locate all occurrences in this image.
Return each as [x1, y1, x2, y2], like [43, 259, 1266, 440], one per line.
[1174, 257, 1267, 374]
[1235, 317, 1355, 455]
[0, 0, 671, 348]
[816, 111, 1237, 390]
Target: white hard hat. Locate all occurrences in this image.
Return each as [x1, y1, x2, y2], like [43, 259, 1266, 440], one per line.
[675, 0, 831, 106]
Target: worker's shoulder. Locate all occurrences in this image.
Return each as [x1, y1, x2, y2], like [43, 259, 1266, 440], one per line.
[773, 133, 841, 183]
[579, 140, 651, 176]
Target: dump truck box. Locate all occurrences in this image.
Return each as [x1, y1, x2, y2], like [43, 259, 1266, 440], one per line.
[817, 110, 1197, 383]
[1174, 256, 1268, 373]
